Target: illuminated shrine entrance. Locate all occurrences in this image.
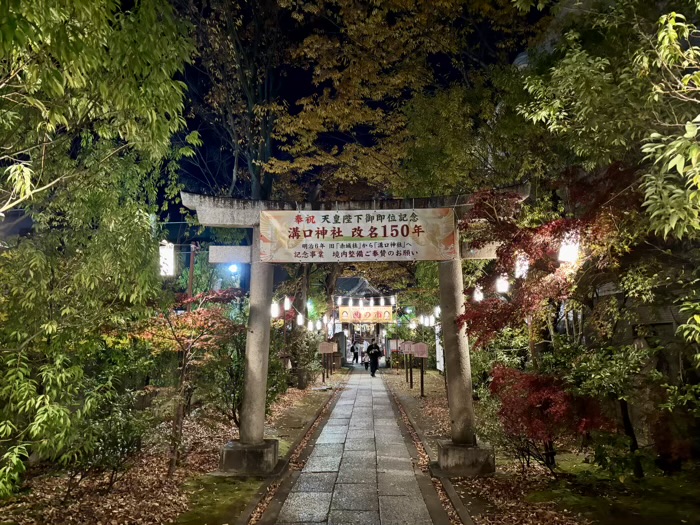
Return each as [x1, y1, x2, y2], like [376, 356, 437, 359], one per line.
[180, 191, 523, 477]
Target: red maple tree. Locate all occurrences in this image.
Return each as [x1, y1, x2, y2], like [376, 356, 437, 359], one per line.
[137, 288, 244, 477]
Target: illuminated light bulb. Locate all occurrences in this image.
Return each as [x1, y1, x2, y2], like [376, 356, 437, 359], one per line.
[307, 320, 314, 331]
[434, 306, 441, 317]
[390, 296, 396, 305]
[337, 296, 342, 306]
[284, 297, 292, 311]
[496, 275, 510, 294]
[270, 303, 280, 318]
[323, 314, 328, 324]
[381, 329, 387, 337]
[473, 286, 484, 302]
[370, 297, 375, 306]
[558, 233, 580, 263]
[356, 299, 361, 307]
[297, 313, 304, 326]
[343, 329, 349, 337]
[409, 322, 417, 329]
[228, 264, 239, 273]
[515, 254, 529, 279]
[380, 297, 386, 306]
[429, 315, 436, 327]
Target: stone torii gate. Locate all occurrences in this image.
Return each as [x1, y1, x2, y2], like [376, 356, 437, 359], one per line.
[181, 191, 514, 476]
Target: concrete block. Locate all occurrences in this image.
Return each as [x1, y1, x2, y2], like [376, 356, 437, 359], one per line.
[328, 510, 380, 525]
[219, 439, 278, 475]
[303, 454, 342, 472]
[277, 491, 332, 523]
[292, 472, 337, 493]
[436, 440, 495, 477]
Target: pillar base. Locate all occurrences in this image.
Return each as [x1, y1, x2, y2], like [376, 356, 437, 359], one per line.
[219, 439, 279, 475]
[437, 440, 495, 477]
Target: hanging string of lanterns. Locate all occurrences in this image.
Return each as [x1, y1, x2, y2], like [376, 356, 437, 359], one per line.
[333, 295, 397, 307]
[470, 234, 581, 302]
[269, 296, 336, 332]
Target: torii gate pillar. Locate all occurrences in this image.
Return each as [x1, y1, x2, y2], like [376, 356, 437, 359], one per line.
[219, 227, 279, 474]
[437, 256, 495, 476]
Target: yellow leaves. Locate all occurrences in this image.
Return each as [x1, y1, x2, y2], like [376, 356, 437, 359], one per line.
[40, 320, 58, 335]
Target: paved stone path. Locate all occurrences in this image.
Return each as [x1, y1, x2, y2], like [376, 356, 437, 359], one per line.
[275, 366, 434, 525]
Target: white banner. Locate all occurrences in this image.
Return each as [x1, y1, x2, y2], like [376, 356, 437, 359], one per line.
[436, 330, 444, 372]
[259, 209, 456, 263]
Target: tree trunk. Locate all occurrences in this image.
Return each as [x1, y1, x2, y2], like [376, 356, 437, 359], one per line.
[543, 440, 557, 471]
[228, 148, 240, 197]
[620, 399, 644, 478]
[528, 322, 541, 370]
[168, 359, 188, 478]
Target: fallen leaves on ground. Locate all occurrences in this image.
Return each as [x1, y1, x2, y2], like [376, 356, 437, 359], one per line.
[419, 395, 451, 438]
[0, 409, 228, 525]
[384, 370, 587, 525]
[0, 386, 325, 525]
[453, 465, 588, 525]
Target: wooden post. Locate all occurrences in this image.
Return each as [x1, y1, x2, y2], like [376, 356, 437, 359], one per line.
[420, 357, 425, 398]
[404, 353, 408, 382]
[322, 353, 326, 384]
[186, 243, 196, 312]
[409, 356, 413, 389]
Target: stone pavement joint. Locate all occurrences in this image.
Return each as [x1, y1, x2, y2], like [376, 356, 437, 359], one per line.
[274, 366, 438, 525]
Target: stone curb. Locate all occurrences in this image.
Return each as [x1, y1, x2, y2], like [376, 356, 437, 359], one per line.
[236, 370, 350, 525]
[384, 375, 475, 525]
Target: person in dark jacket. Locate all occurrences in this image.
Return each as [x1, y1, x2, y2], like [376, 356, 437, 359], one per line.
[367, 339, 381, 377]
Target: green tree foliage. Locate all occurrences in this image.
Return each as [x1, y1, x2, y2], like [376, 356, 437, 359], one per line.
[177, 246, 240, 296]
[0, 0, 193, 214]
[513, 0, 700, 240]
[403, 71, 564, 195]
[0, 0, 193, 495]
[0, 145, 170, 495]
[271, 0, 540, 198]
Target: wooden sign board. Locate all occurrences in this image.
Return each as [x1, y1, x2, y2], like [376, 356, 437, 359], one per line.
[399, 341, 414, 354]
[319, 342, 337, 354]
[389, 339, 401, 352]
[339, 305, 393, 324]
[412, 343, 429, 358]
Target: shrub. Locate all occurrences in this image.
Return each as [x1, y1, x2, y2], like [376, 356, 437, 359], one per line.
[288, 330, 323, 389]
[490, 365, 610, 472]
[63, 391, 151, 495]
[199, 327, 289, 426]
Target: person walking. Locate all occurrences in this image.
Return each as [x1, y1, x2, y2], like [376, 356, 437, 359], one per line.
[362, 352, 370, 370]
[367, 338, 381, 377]
[351, 341, 359, 364]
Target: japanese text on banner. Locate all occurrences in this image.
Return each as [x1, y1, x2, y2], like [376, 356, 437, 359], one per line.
[259, 208, 456, 262]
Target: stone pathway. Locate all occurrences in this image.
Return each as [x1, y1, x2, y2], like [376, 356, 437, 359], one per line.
[275, 366, 434, 525]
